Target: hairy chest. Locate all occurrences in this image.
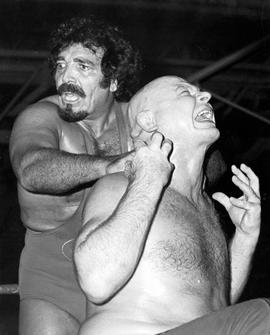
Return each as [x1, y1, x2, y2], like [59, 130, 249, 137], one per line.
[95, 126, 123, 156]
[145, 191, 229, 285]
[59, 121, 122, 156]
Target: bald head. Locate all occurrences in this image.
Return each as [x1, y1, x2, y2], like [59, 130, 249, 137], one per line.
[128, 75, 218, 147]
[129, 76, 185, 122]
[128, 75, 192, 139]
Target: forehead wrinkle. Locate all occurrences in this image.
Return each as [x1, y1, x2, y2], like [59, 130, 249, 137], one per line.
[129, 76, 191, 121]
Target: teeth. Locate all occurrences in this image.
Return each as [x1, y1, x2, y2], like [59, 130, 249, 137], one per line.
[62, 93, 80, 102]
[196, 109, 213, 121]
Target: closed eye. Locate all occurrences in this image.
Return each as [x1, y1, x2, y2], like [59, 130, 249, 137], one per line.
[179, 89, 190, 96]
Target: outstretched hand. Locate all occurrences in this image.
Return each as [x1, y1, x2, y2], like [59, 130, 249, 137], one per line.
[212, 164, 261, 239]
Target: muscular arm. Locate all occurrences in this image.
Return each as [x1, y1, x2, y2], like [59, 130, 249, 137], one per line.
[9, 102, 130, 194]
[74, 133, 173, 304]
[13, 147, 115, 194]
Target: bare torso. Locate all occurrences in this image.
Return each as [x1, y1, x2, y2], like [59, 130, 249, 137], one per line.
[81, 185, 229, 335]
[17, 97, 128, 231]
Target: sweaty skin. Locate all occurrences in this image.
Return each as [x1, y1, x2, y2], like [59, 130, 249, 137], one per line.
[10, 97, 131, 334]
[78, 172, 229, 335]
[74, 76, 261, 335]
[10, 43, 134, 334]
[11, 98, 130, 232]
[10, 13, 144, 334]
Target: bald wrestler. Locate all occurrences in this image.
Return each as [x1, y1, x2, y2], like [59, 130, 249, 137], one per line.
[74, 76, 267, 334]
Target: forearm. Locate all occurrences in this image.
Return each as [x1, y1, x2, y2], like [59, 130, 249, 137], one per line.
[229, 231, 259, 303]
[75, 177, 164, 303]
[18, 148, 112, 194]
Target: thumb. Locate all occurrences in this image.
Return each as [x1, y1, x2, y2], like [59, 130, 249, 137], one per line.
[212, 192, 230, 210]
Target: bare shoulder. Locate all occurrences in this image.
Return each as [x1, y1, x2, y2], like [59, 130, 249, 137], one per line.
[17, 99, 59, 123]
[9, 100, 62, 156]
[11, 99, 62, 140]
[39, 94, 59, 105]
[82, 173, 129, 224]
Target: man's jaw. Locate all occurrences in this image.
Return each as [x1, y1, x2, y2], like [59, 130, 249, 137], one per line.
[57, 103, 89, 122]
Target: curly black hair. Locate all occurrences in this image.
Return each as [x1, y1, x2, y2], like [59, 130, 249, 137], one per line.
[48, 16, 142, 101]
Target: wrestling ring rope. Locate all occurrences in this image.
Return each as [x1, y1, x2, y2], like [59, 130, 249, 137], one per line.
[0, 284, 18, 294]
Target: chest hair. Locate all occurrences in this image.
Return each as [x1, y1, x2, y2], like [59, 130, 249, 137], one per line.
[147, 189, 229, 285]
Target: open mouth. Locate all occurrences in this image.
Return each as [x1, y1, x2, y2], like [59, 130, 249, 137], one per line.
[61, 92, 81, 104]
[195, 107, 215, 123]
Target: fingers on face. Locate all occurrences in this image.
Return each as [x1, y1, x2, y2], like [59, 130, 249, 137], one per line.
[150, 131, 164, 148]
[150, 132, 173, 154]
[162, 138, 173, 156]
[231, 164, 260, 198]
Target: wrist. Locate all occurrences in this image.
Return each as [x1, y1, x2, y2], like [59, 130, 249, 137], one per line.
[130, 173, 165, 194]
[231, 231, 259, 256]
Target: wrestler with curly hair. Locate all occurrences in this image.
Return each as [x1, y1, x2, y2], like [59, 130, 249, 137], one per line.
[9, 15, 142, 335]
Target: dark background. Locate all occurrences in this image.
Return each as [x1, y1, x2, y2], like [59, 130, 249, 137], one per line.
[0, 1, 270, 333]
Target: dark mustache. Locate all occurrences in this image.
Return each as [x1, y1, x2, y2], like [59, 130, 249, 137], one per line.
[57, 83, 86, 98]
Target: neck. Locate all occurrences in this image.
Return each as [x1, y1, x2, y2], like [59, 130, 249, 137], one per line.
[80, 99, 119, 138]
[169, 144, 207, 204]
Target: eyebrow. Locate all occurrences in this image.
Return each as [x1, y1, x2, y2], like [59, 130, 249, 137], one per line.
[74, 57, 96, 65]
[56, 56, 97, 67]
[56, 56, 65, 62]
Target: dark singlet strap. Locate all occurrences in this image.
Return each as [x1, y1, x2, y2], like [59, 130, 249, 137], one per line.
[115, 104, 129, 154]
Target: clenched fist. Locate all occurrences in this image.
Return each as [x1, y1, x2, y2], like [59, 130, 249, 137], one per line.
[125, 132, 174, 188]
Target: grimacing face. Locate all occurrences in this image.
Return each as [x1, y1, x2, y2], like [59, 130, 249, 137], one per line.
[54, 43, 116, 122]
[130, 76, 220, 145]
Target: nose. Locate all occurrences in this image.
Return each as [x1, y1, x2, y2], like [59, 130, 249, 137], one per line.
[61, 65, 76, 83]
[198, 91, 211, 102]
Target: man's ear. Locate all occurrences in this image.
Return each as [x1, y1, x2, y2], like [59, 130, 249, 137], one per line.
[136, 110, 158, 132]
[110, 79, 118, 93]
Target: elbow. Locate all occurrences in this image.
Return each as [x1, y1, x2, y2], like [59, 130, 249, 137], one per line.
[14, 151, 41, 192]
[76, 266, 117, 305]
[74, 247, 118, 304]
[78, 274, 116, 305]
[17, 165, 35, 192]
[18, 171, 30, 191]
